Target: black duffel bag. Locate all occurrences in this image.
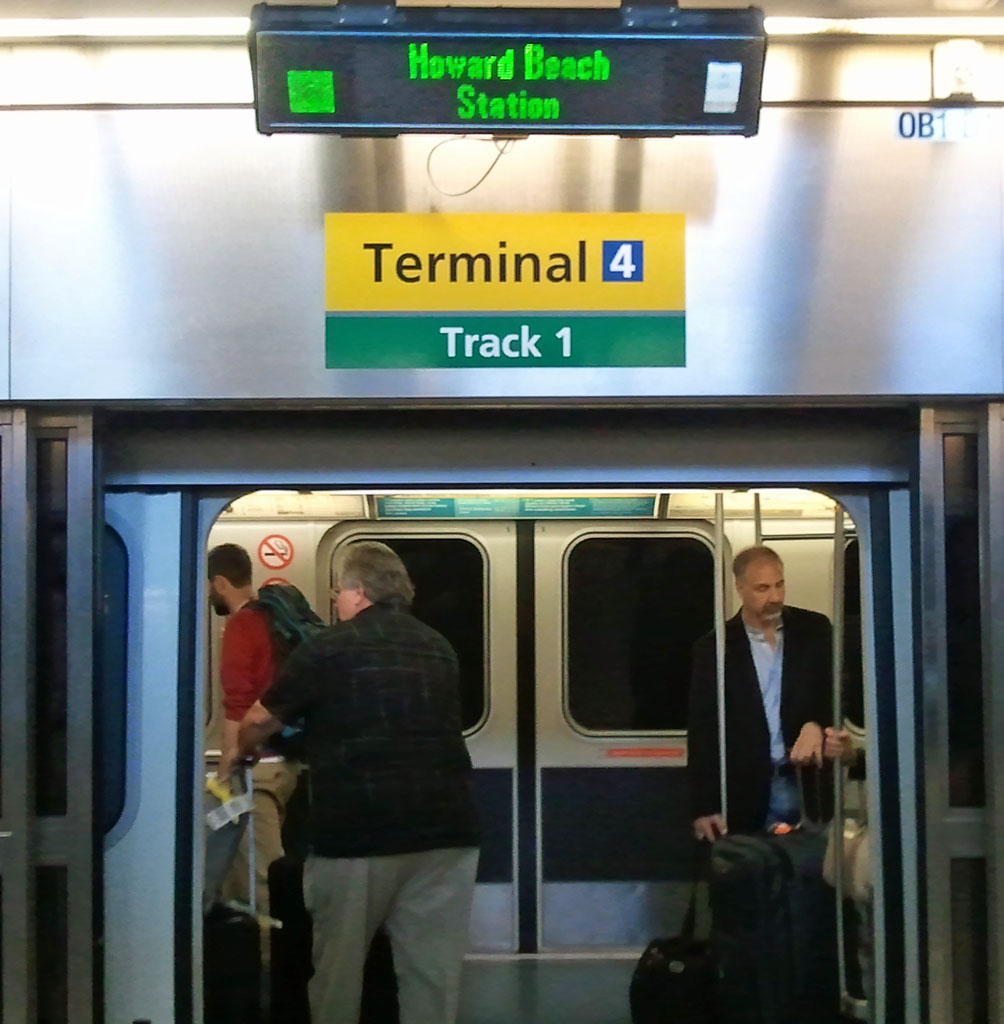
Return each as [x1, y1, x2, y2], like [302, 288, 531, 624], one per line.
[629, 881, 717, 1024]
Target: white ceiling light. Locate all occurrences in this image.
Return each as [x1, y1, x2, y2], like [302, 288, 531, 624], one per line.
[0, 18, 250, 41]
[766, 17, 1004, 38]
[932, 38, 987, 97]
[2, 15, 1004, 43]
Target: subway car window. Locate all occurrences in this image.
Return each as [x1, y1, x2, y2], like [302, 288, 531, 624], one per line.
[36, 438, 68, 816]
[943, 433, 984, 807]
[351, 537, 487, 732]
[99, 526, 128, 834]
[36, 865, 69, 1023]
[951, 858, 989, 1024]
[842, 538, 864, 728]
[565, 535, 714, 732]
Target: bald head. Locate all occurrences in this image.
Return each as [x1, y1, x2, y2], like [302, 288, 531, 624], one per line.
[732, 545, 783, 582]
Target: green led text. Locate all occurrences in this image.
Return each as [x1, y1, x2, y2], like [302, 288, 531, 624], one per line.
[457, 87, 560, 121]
[407, 40, 612, 124]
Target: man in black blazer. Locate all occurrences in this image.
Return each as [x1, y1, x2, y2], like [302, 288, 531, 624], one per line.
[688, 545, 832, 840]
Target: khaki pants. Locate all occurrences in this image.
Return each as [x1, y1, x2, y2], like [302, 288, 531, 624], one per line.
[304, 846, 479, 1024]
[221, 758, 301, 918]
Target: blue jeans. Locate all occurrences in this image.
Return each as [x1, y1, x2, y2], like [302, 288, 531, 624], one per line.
[765, 773, 800, 827]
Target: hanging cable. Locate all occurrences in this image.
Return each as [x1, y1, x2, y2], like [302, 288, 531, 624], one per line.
[425, 135, 518, 197]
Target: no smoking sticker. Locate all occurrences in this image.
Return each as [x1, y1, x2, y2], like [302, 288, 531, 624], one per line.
[258, 534, 294, 570]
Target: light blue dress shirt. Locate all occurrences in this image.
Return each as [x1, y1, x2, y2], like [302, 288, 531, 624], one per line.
[744, 620, 786, 764]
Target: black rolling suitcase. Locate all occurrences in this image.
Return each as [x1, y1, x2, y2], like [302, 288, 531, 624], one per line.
[360, 928, 400, 1024]
[203, 765, 267, 1024]
[709, 823, 837, 1024]
[629, 878, 717, 1024]
[204, 904, 263, 1024]
[269, 855, 312, 1024]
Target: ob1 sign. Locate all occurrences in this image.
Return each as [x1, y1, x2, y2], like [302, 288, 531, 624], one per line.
[896, 108, 996, 142]
[324, 212, 685, 369]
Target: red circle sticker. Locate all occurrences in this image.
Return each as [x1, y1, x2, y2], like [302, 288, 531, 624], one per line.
[258, 534, 294, 570]
[262, 576, 291, 587]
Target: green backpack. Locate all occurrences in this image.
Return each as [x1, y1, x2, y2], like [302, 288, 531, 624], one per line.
[251, 583, 325, 756]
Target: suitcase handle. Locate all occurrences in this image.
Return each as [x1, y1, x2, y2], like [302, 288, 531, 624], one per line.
[244, 765, 256, 919]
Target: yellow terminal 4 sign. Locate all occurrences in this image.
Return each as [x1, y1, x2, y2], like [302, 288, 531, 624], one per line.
[325, 213, 685, 368]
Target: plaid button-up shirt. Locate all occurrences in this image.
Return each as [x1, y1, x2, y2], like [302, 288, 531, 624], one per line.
[264, 602, 480, 858]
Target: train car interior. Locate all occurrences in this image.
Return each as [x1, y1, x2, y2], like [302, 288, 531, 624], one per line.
[84, 406, 929, 1024]
[199, 486, 871, 1022]
[95, 462, 893, 1023]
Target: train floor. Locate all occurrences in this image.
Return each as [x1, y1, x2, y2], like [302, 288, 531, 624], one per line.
[458, 956, 637, 1024]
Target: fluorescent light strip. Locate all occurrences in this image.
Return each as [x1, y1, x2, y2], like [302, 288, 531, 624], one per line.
[1, 15, 1004, 42]
[0, 18, 250, 41]
[765, 16, 1004, 38]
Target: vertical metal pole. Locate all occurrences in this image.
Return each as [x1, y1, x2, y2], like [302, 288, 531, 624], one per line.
[754, 492, 762, 547]
[714, 492, 728, 827]
[1, 409, 37, 1022]
[831, 506, 856, 1017]
[63, 414, 95, 1024]
[918, 407, 958, 1024]
[245, 766, 256, 919]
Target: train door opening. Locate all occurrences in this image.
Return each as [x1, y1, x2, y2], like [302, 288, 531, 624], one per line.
[96, 396, 923, 1024]
[189, 484, 894, 1023]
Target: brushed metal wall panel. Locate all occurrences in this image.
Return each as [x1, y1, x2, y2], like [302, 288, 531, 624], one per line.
[9, 106, 1003, 401]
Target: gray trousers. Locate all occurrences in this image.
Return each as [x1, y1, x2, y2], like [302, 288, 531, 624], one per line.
[303, 846, 479, 1024]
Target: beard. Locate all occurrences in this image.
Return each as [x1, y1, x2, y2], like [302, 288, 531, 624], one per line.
[210, 593, 230, 617]
[762, 605, 783, 621]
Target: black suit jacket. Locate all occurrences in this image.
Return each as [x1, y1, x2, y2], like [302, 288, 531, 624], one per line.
[687, 606, 833, 833]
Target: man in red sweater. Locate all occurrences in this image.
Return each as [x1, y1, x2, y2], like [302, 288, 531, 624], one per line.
[208, 542, 301, 921]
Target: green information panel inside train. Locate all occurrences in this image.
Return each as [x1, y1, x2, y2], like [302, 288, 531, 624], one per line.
[376, 495, 658, 519]
[250, 6, 766, 136]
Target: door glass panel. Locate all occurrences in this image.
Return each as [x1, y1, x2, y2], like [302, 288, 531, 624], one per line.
[565, 535, 714, 732]
[951, 858, 989, 1024]
[36, 439, 68, 816]
[99, 526, 129, 834]
[36, 866, 68, 1024]
[842, 538, 865, 728]
[343, 537, 487, 732]
[943, 434, 984, 807]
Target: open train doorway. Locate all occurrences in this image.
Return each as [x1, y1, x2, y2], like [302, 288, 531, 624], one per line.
[193, 485, 880, 1023]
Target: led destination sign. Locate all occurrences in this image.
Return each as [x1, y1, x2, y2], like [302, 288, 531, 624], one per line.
[250, 5, 766, 137]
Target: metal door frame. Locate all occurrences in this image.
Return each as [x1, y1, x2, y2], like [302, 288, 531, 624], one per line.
[920, 407, 1000, 1024]
[95, 409, 920, 1022]
[0, 408, 95, 1024]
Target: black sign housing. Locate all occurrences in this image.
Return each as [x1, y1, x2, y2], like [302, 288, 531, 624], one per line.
[249, 4, 767, 137]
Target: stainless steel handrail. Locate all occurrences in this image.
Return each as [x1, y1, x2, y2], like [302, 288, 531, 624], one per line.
[715, 492, 728, 828]
[832, 504, 870, 1022]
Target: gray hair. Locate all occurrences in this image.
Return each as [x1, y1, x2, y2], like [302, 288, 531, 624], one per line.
[732, 545, 783, 580]
[335, 541, 415, 606]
